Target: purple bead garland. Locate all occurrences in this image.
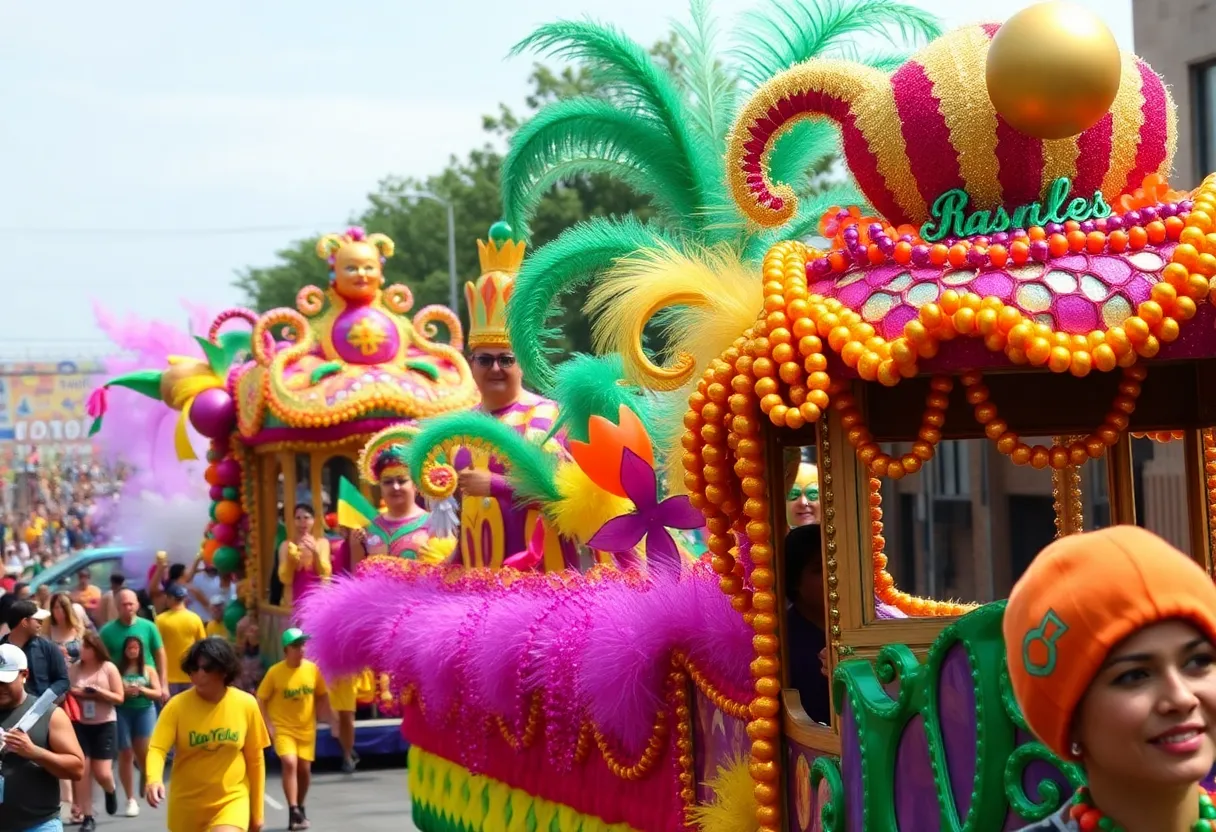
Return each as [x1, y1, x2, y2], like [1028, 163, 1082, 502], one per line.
[805, 198, 1187, 281]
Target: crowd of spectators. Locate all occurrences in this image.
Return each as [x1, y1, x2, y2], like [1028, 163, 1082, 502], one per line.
[0, 458, 125, 590]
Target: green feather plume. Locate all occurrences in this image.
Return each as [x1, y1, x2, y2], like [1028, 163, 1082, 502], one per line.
[512, 20, 713, 179]
[403, 411, 561, 507]
[670, 0, 738, 159]
[503, 99, 699, 236]
[506, 216, 686, 396]
[505, 19, 722, 241]
[547, 353, 658, 444]
[732, 0, 941, 88]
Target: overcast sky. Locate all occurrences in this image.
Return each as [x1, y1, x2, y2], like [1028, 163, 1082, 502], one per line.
[0, 0, 1132, 354]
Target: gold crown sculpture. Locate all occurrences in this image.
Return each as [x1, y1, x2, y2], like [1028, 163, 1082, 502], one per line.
[466, 222, 526, 350]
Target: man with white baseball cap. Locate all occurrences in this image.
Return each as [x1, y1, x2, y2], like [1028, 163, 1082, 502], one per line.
[0, 602, 68, 699]
[0, 642, 84, 831]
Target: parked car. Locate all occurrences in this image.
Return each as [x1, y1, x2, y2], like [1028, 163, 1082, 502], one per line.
[30, 546, 153, 594]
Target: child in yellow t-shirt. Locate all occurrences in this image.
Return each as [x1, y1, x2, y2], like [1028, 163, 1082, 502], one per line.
[257, 628, 331, 831]
[145, 637, 270, 832]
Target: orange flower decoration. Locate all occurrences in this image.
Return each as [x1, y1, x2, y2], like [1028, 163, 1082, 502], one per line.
[1116, 173, 1188, 213]
[568, 405, 654, 499]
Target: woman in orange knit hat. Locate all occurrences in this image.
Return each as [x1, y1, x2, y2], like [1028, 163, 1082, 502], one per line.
[1005, 526, 1216, 831]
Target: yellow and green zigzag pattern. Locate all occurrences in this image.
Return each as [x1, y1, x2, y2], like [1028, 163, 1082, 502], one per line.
[408, 746, 641, 832]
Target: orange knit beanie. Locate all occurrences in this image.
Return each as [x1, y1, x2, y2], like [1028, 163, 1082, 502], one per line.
[1003, 525, 1216, 759]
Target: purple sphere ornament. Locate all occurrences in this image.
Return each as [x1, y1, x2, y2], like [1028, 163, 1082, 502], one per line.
[209, 485, 225, 501]
[215, 458, 241, 487]
[189, 388, 235, 439]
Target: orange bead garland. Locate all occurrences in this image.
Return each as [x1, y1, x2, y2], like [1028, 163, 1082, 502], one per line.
[960, 365, 1147, 469]
[868, 478, 977, 617]
[832, 375, 952, 479]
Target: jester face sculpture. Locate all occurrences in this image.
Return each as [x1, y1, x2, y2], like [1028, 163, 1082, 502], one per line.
[331, 240, 384, 305]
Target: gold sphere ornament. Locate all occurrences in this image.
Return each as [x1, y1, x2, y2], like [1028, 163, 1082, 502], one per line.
[986, 1, 1122, 140]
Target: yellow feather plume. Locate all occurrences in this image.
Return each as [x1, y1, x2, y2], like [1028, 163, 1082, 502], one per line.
[586, 243, 763, 392]
[585, 243, 762, 495]
[550, 462, 634, 545]
[688, 754, 759, 832]
[417, 535, 456, 564]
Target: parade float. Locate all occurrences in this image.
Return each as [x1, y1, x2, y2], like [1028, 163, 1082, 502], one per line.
[299, 1, 1216, 830]
[89, 227, 477, 748]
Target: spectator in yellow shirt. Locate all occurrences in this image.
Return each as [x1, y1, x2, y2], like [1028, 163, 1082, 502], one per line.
[145, 637, 269, 832]
[257, 628, 331, 831]
[154, 585, 206, 697]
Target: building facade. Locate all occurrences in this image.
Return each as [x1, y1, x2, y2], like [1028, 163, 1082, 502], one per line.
[1134, 0, 1216, 190]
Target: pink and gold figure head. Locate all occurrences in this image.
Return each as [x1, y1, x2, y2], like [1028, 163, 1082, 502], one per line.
[316, 227, 395, 305]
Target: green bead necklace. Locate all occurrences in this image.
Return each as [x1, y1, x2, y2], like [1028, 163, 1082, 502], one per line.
[1069, 786, 1216, 831]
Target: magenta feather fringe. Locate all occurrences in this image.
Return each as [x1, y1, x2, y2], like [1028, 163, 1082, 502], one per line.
[297, 561, 752, 753]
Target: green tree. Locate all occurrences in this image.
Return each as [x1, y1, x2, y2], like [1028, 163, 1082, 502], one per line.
[235, 48, 671, 356]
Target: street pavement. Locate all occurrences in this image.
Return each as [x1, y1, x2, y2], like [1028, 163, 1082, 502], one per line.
[68, 758, 417, 831]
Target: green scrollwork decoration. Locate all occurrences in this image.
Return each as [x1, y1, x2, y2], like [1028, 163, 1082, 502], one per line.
[1003, 744, 1085, 822]
[832, 599, 1080, 830]
[810, 756, 846, 832]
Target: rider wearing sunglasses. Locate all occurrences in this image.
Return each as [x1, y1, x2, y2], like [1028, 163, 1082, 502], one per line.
[451, 223, 578, 571]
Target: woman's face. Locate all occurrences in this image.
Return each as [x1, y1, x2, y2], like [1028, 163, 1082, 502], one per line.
[189, 661, 225, 696]
[52, 598, 68, 625]
[124, 641, 140, 662]
[1073, 619, 1216, 787]
[80, 641, 96, 664]
[293, 509, 314, 537]
[786, 485, 820, 528]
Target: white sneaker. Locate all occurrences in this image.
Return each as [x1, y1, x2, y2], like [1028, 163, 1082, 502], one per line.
[125, 799, 140, 818]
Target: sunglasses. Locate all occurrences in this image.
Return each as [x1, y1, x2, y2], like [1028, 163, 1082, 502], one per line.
[787, 485, 820, 502]
[473, 353, 516, 369]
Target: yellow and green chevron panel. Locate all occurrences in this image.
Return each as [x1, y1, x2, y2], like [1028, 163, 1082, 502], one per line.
[408, 746, 641, 832]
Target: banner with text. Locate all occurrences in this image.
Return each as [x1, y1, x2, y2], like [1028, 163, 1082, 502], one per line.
[0, 361, 104, 456]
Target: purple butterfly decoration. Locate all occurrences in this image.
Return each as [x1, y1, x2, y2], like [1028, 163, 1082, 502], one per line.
[588, 448, 704, 564]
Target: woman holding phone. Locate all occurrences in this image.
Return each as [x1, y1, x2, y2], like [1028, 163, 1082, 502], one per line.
[69, 630, 124, 830]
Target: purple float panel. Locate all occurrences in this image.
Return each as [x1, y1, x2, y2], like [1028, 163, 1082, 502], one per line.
[786, 734, 837, 832]
[937, 644, 978, 818]
[692, 689, 748, 805]
[893, 714, 940, 827]
[840, 703, 865, 832]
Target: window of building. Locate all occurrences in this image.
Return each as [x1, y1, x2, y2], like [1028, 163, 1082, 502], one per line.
[1192, 60, 1216, 180]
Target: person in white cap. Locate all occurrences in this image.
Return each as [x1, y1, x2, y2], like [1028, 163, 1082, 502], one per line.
[0, 601, 68, 699]
[0, 642, 85, 832]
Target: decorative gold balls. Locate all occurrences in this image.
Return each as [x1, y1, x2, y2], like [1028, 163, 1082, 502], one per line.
[986, 1, 1122, 140]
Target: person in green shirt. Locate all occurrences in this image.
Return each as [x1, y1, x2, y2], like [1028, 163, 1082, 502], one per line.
[99, 590, 166, 704]
[114, 634, 162, 817]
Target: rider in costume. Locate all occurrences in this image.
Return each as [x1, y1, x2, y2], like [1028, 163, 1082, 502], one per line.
[786, 462, 820, 528]
[455, 223, 577, 571]
[347, 425, 448, 564]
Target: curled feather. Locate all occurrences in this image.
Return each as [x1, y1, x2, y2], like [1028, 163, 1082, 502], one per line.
[586, 242, 763, 393]
[506, 216, 686, 395]
[403, 411, 561, 506]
